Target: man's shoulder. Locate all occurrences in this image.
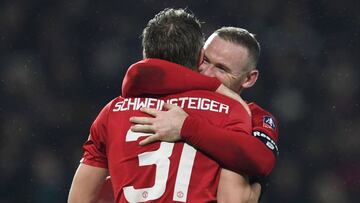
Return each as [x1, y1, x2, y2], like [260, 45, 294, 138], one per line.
[103, 96, 123, 109]
[248, 102, 280, 156]
[96, 96, 129, 118]
[248, 102, 279, 135]
[248, 102, 276, 118]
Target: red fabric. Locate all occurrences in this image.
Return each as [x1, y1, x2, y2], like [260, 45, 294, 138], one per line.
[181, 111, 276, 176]
[81, 102, 111, 169]
[82, 59, 280, 202]
[89, 102, 280, 202]
[121, 58, 221, 97]
[181, 102, 279, 176]
[121, 58, 279, 176]
[82, 91, 251, 203]
[81, 58, 255, 202]
[249, 102, 279, 144]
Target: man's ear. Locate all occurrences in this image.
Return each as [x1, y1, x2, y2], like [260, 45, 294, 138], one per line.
[197, 48, 205, 68]
[242, 69, 259, 89]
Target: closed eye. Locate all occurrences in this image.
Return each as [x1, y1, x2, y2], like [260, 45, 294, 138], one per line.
[215, 66, 226, 73]
[203, 59, 210, 64]
[203, 55, 231, 74]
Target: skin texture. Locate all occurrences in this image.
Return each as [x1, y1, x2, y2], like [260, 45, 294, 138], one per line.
[199, 34, 259, 94]
[130, 103, 186, 145]
[200, 34, 250, 93]
[68, 164, 109, 203]
[217, 170, 261, 203]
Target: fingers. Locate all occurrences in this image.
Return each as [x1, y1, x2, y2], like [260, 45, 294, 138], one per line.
[139, 134, 161, 145]
[139, 104, 179, 115]
[130, 124, 154, 133]
[163, 103, 177, 110]
[129, 116, 153, 125]
[140, 107, 159, 116]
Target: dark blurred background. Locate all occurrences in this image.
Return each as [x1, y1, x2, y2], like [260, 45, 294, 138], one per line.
[1, 0, 359, 202]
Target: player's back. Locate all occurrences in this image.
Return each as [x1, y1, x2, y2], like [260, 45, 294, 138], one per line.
[98, 90, 249, 203]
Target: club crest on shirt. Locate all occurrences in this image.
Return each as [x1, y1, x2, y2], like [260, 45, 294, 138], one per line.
[263, 116, 276, 130]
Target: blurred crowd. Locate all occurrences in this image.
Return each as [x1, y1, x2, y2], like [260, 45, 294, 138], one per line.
[1, 0, 359, 202]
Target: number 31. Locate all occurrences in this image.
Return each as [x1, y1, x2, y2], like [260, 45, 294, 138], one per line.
[124, 130, 197, 202]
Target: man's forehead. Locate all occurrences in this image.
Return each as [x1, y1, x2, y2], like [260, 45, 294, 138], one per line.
[204, 36, 249, 74]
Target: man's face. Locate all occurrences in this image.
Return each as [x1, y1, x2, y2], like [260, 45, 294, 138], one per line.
[199, 34, 251, 93]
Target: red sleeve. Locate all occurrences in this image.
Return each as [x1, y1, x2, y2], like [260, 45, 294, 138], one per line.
[249, 102, 280, 157]
[81, 102, 112, 168]
[180, 104, 275, 176]
[122, 58, 221, 97]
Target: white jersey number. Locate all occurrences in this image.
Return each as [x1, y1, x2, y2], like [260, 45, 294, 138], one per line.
[124, 130, 196, 202]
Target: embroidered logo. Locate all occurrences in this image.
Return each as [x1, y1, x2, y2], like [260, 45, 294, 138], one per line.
[263, 116, 276, 130]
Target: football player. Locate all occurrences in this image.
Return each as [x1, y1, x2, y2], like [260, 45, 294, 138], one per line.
[69, 9, 276, 203]
[126, 27, 279, 203]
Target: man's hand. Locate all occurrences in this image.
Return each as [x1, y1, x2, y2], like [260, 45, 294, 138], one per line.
[129, 103, 188, 145]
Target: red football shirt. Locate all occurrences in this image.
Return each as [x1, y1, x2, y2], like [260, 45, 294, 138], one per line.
[81, 61, 252, 203]
[248, 102, 279, 156]
[122, 59, 279, 176]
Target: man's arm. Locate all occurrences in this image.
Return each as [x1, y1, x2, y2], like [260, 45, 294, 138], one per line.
[217, 103, 279, 203]
[68, 164, 109, 203]
[69, 101, 113, 202]
[122, 61, 275, 175]
[217, 169, 261, 203]
[130, 103, 275, 176]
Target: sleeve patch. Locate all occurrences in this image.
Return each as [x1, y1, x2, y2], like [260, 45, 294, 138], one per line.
[263, 116, 276, 130]
[253, 130, 279, 156]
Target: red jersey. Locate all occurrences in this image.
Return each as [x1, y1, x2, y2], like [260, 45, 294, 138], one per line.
[81, 60, 251, 202]
[122, 58, 279, 175]
[248, 102, 279, 157]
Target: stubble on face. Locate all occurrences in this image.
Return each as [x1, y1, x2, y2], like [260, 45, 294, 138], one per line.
[200, 34, 251, 93]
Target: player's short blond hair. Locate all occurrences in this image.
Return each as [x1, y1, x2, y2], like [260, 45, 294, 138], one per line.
[215, 27, 260, 71]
